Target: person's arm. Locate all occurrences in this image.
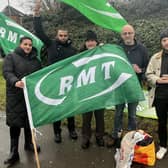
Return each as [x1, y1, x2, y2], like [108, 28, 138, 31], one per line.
[3, 54, 20, 87]
[145, 56, 160, 87]
[33, 0, 51, 47]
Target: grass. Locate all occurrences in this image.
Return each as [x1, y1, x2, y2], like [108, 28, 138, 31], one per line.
[63, 110, 158, 143]
[0, 60, 5, 111]
[0, 60, 158, 142]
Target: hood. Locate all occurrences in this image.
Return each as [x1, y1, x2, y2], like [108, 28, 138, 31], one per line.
[14, 47, 38, 59]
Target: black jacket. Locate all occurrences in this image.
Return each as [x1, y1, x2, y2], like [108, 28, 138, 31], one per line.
[3, 47, 41, 127]
[33, 16, 77, 65]
[120, 40, 149, 83]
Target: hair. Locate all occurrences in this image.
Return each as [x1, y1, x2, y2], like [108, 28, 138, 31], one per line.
[160, 29, 168, 42]
[19, 36, 33, 44]
[80, 41, 99, 52]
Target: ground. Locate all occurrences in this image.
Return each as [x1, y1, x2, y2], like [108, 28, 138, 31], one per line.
[0, 113, 167, 168]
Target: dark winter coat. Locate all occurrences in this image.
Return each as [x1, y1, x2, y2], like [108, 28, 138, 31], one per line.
[120, 40, 149, 83]
[33, 16, 77, 65]
[3, 47, 41, 127]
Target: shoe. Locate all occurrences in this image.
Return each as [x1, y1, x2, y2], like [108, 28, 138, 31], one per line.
[156, 146, 167, 159]
[96, 137, 104, 147]
[54, 133, 62, 143]
[81, 139, 90, 149]
[106, 137, 117, 148]
[69, 130, 78, 140]
[24, 143, 41, 153]
[4, 152, 20, 165]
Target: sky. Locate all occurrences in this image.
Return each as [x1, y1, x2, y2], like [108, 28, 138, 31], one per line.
[0, 0, 33, 14]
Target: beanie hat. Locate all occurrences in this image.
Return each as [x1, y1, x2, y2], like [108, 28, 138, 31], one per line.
[85, 30, 98, 41]
[160, 29, 168, 41]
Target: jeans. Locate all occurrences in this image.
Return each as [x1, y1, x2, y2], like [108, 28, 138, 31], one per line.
[112, 102, 138, 138]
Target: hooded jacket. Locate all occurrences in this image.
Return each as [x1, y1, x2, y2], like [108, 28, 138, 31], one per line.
[3, 47, 41, 127]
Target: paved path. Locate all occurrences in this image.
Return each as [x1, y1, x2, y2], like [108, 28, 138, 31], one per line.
[0, 113, 167, 168]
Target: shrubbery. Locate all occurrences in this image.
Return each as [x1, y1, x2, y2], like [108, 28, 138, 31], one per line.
[22, 3, 168, 57]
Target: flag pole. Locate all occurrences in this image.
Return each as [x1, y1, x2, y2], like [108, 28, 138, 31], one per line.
[22, 77, 41, 168]
[32, 129, 41, 168]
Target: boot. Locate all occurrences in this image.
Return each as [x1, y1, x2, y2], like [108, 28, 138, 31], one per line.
[81, 138, 90, 149]
[96, 137, 104, 147]
[69, 130, 78, 140]
[24, 126, 41, 153]
[54, 133, 62, 143]
[4, 138, 20, 165]
[24, 143, 41, 153]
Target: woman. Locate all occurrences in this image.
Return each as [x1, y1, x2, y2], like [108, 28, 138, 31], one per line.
[146, 29, 168, 160]
[3, 37, 41, 166]
[80, 30, 105, 149]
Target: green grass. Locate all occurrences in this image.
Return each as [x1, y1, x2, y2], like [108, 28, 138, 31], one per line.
[62, 110, 158, 143]
[0, 60, 5, 111]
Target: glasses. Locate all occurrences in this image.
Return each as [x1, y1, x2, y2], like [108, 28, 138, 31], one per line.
[122, 32, 134, 36]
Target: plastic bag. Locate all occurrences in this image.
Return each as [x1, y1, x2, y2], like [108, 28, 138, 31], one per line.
[133, 133, 155, 166]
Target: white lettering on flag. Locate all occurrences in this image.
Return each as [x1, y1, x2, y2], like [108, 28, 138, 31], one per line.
[77, 66, 96, 87]
[81, 73, 132, 102]
[59, 76, 73, 95]
[0, 27, 6, 38]
[7, 31, 18, 43]
[102, 61, 115, 80]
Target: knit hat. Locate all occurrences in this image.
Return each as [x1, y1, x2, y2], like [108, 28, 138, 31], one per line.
[85, 30, 98, 41]
[160, 29, 168, 41]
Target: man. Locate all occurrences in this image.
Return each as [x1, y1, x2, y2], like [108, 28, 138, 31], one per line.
[107, 24, 149, 147]
[33, 1, 78, 143]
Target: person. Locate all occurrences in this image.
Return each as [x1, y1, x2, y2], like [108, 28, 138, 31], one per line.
[80, 30, 105, 149]
[107, 24, 149, 147]
[3, 37, 41, 166]
[146, 29, 168, 159]
[33, 1, 77, 143]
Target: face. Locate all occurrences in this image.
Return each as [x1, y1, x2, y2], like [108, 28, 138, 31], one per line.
[161, 37, 168, 51]
[85, 40, 97, 49]
[19, 39, 32, 54]
[121, 25, 135, 45]
[56, 30, 68, 44]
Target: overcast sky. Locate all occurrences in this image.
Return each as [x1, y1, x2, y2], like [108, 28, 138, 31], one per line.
[0, 0, 33, 14]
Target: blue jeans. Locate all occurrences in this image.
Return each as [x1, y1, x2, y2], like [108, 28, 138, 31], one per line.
[112, 102, 138, 139]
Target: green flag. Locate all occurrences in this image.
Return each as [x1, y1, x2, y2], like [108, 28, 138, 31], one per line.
[60, 0, 127, 32]
[0, 12, 44, 58]
[23, 44, 144, 128]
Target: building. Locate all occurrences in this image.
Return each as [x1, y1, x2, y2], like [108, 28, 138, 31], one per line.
[2, 5, 25, 25]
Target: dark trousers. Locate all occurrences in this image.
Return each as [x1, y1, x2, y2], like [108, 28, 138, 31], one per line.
[9, 125, 32, 152]
[53, 117, 75, 134]
[154, 98, 168, 147]
[82, 109, 104, 140]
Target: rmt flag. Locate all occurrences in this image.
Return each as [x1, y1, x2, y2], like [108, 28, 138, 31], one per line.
[23, 44, 144, 129]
